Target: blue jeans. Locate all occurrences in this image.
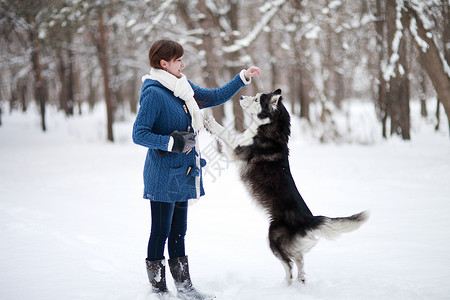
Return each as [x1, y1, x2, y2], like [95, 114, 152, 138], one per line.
[147, 201, 188, 261]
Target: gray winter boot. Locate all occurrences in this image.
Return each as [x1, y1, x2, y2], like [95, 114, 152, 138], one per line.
[146, 258, 169, 296]
[168, 256, 215, 300]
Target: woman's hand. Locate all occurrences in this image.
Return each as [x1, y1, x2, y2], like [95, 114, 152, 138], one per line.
[244, 66, 260, 80]
[170, 131, 196, 153]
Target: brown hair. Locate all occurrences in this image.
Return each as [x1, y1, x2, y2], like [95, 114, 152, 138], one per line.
[148, 40, 184, 69]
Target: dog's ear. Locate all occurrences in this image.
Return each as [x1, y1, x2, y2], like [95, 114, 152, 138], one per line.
[274, 89, 282, 95]
[270, 94, 282, 110]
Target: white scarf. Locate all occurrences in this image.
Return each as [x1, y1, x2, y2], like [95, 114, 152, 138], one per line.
[142, 68, 203, 133]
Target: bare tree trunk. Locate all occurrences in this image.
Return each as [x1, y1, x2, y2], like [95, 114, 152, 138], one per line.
[398, 35, 410, 140]
[287, 3, 297, 116]
[73, 67, 82, 115]
[419, 68, 428, 118]
[226, 0, 245, 133]
[19, 78, 28, 112]
[386, 0, 397, 136]
[289, 64, 297, 115]
[436, 98, 441, 130]
[0, 91, 2, 124]
[443, 0, 450, 64]
[29, 19, 46, 132]
[129, 70, 138, 114]
[334, 31, 345, 107]
[437, 0, 449, 131]
[289, 1, 311, 121]
[10, 79, 19, 112]
[88, 71, 97, 112]
[96, 8, 114, 142]
[298, 64, 311, 121]
[323, 15, 333, 105]
[56, 31, 75, 116]
[66, 34, 75, 116]
[112, 63, 122, 120]
[268, 30, 279, 90]
[375, 0, 388, 138]
[386, 0, 410, 140]
[298, 41, 311, 121]
[56, 48, 69, 114]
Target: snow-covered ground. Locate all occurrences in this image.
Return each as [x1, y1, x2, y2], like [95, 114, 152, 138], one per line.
[1, 102, 449, 300]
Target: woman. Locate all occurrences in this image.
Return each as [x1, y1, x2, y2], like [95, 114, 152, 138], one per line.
[132, 39, 260, 300]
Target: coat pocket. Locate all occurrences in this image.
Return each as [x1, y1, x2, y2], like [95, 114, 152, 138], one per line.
[167, 166, 188, 201]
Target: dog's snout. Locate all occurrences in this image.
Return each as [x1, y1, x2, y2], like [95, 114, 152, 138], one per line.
[240, 95, 246, 100]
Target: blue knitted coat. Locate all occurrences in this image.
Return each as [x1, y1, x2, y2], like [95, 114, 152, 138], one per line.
[133, 72, 248, 202]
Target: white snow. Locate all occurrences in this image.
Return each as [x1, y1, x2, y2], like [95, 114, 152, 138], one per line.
[328, 0, 342, 10]
[1, 101, 449, 300]
[305, 25, 320, 40]
[126, 19, 137, 28]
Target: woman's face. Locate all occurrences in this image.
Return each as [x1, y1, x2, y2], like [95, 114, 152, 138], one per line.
[163, 56, 185, 78]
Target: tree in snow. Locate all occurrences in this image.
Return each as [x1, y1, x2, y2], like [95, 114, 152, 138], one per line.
[0, 0, 57, 132]
[1, 0, 449, 142]
[402, 1, 450, 135]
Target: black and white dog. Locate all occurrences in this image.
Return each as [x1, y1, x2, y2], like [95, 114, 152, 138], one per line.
[204, 89, 369, 284]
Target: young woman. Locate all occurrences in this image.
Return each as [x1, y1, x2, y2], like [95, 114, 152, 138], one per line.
[132, 39, 260, 299]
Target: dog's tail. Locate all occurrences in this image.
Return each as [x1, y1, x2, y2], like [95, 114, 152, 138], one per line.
[310, 211, 369, 240]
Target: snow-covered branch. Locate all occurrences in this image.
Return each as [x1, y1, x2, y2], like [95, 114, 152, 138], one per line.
[222, 0, 286, 53]
[406, 1, 450, 78]
[0, 6, 33, 32]
[410, 0, 435, 30]
[409, 17, 429, 53]
[340, 14, 376, 31]
[205, 0, 232, 34]
[131, 0, 174, 35]
[437, 37, 450, 78]
[383, 0, 404, 82]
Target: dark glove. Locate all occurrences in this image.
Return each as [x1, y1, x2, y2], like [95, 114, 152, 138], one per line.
[170, 131, 196, 153]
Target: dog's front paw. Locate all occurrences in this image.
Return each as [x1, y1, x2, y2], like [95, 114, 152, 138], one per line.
[203, 116, 218, 134]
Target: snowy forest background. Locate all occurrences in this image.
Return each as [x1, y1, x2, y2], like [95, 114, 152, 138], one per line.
[1, 1, 450, 299]
[1, 0, 449, 143]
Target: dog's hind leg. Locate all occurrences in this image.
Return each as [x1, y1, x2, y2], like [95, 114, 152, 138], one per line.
[269, 226, 294, 284]
[294, 254, 306, 284]
[270, 247, 293, 284]
[279, 257, 294, 284]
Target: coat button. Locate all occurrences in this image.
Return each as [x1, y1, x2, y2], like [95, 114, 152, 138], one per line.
[200, 158, 207, 167]
[187, 167, 200, 177]
[183, 105, 188, 114]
